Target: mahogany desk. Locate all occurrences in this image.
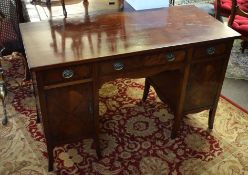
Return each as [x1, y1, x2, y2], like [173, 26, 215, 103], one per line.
[19, 5, 240, 171]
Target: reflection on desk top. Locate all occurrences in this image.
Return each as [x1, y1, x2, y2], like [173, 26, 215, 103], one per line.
[20, 5, 240, 70]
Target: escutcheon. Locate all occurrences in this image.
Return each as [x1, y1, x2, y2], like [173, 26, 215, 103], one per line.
[166, 52, 175, 62]
[62, 69, 74, 79]
[206, 47, 215, 55]
[113, 62, 124, 71]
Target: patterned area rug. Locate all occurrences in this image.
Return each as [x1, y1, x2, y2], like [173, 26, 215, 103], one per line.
[226, 39, 248, 80]
[0, 53, 248, 174]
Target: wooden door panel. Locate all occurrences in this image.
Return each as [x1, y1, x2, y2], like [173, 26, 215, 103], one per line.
[45, 83, 94, 143]
[184, 58, 225, 111]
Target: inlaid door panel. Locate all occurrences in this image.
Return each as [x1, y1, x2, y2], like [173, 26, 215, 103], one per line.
[184, 58, 225, 111]
[45, 82, 94, 143]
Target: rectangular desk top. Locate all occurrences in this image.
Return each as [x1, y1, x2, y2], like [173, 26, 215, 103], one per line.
[20, 5, 240, 70]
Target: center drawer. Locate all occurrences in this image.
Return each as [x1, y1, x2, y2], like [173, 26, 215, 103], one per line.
[98, 50, 186, 76]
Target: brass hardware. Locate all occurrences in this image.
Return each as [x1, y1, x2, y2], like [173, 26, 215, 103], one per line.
[113, 62, 124, 71]
[62, 69, 74, 79]
[166, 52, 175, 61]
[206, 47, 215, 55]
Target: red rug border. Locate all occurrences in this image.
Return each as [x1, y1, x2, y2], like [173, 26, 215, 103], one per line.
[220, 94, 248, 114]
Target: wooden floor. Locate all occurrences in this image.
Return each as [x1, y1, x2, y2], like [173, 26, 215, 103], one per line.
[23, 0, 134, 22]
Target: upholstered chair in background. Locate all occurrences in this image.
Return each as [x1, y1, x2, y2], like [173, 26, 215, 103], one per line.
[228, 0, 248, 52]
[214, 0, 248, 20]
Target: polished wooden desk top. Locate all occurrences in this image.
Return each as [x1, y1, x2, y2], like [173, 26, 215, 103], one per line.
[20, 5, 240, 70]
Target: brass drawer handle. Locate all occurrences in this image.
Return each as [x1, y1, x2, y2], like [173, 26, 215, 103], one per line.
[62, 69, 74, 79]
[206, 47, 215, 55]
[166, 52, 175, 62]
[113, 62, 124, 71]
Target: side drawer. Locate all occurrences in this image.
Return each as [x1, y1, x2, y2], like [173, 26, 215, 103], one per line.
[193, 43, 227, 59]
[42, 64, 92, 86]
[98, 50, 186, 76]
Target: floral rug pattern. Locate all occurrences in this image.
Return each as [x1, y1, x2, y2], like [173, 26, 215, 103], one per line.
[0, 53, 248, 174]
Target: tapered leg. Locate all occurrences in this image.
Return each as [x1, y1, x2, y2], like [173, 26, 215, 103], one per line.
[170, 63, 191, 139]
[47, 145, 54, 171]
[36, 109, 40, 123]
[142, 78, 150, 102]
[214, 5, 222, 22]
[93, 99, 102, 159]
[241, 40, 248, 53]
[0, 71, 7, 125]
[23, 57, 31, 81]
[118, 0, 124, 10]
[1, 98, 8, 125]
[61, 0, 67, 18]
[208, 107, 217, 130]
[46, 0, 51, 5]
[92, 65, 102, 159]
[171, 112, 183, 139]
[95, 135, 102, 159]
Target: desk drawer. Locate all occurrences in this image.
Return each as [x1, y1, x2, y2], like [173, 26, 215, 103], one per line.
[193, 43, 227, 59]
[42, 64, 92, 85]
[98, 50, 186, 76]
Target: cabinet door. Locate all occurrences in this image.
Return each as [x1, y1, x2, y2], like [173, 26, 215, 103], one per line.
[45, 82, 94, 144]
[184, 58, 225, 111]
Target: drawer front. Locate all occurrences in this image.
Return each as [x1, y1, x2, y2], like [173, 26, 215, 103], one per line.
[98, 50, 186, 76]
[42, 64, 92, 85]
[143, 50, 186, 66]
[193, 43, 227, 59]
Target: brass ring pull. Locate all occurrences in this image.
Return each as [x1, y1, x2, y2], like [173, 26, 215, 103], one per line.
[206, 47, 215, 55]
[166, 52, 175, 62]
[62, 69, 74, 79]
[113, 62, 124, 71]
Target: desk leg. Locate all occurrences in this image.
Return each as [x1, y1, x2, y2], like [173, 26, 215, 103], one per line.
[47, 145, 54, 171]
[93, 65, 101, 158]
[171, 65, 191, 139]
[119, 0, 124, 10]
[208, 42, 233, 130]
[36, 107, 41, 123]
[61, 0, 67, 18]
[1, 97, 8, 125]
[171, 115, 181, 139]
[208, 108, 216, 129]
[142, 78, 150, 102]
[92, 95, 101, 158]
[46, 0, 51, 5]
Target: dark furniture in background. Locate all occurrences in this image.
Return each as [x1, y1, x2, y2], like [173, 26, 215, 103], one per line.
[0, 0, 26, 125]
[46, 0, 124, 18]
[228, 0, 248, 52]
[46, 0, 89, 18]
[20, 5, 239, 171]
[0, 0, 25, 56]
